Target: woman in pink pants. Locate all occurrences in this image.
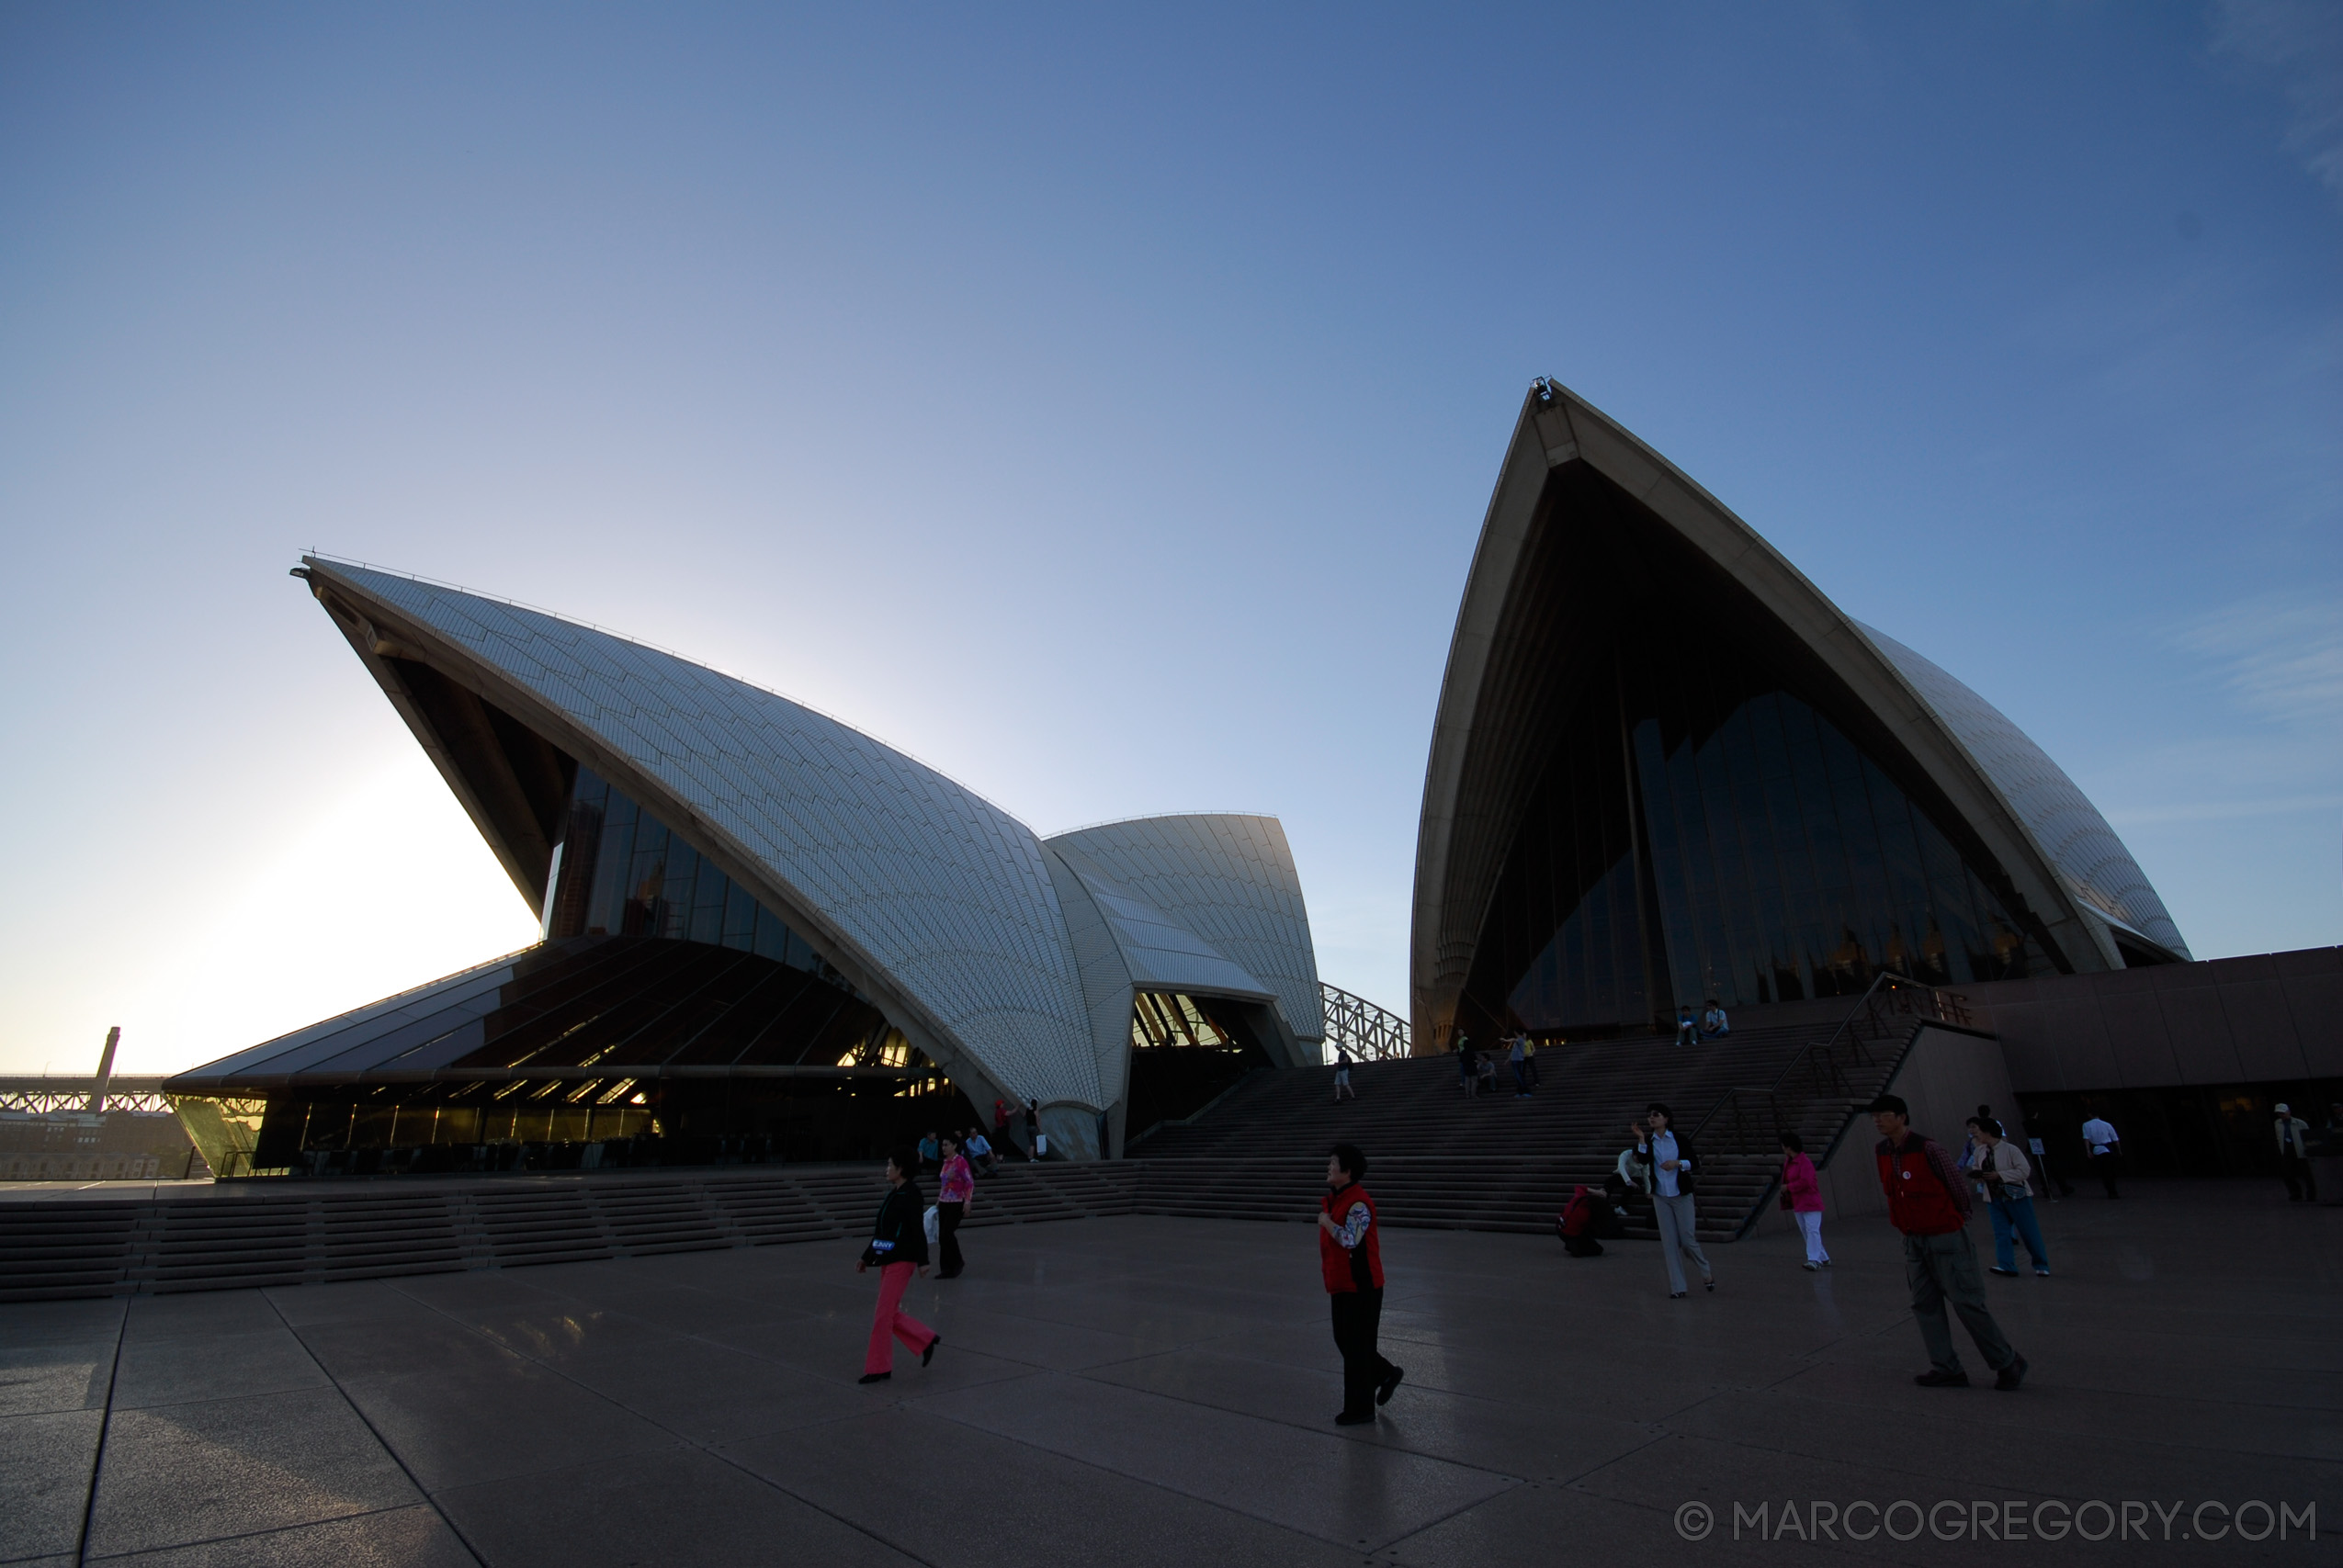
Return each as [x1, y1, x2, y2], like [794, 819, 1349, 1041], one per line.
[856, 1150, 939, 1383]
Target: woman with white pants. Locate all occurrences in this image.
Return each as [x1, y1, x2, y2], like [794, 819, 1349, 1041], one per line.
[1631, 1104, 1715, 1299]
[1779, 1131, 1829, 1269]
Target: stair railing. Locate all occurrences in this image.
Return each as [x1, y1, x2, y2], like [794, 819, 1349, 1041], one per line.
[1688, 973, 1975, 1193]
[1774, 971, 1970, 1106]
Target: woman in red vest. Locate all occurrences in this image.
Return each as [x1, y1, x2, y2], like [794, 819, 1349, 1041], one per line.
[1319, 1143, 1403, 1425]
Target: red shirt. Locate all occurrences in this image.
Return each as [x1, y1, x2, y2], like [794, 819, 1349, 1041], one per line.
[1877, 1134, 1971, 1236]
[1319, 1183, 1384, 1293]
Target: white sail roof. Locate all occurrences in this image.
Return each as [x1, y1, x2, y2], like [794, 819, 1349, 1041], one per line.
[1859, 625, 2190, 960]
[319, 562, 1104, 1104]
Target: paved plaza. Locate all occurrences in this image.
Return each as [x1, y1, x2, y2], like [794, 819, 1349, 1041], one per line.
[2, 1179, 2335, 1566]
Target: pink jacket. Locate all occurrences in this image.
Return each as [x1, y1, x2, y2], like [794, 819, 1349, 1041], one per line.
[1781, 1152, 1823, 1213]
[937, 1155, 974, 1204]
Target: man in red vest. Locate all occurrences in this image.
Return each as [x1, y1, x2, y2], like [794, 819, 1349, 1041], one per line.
[1869, 1094, 2028, 1391]
[1319, 1143, 1403, 1425]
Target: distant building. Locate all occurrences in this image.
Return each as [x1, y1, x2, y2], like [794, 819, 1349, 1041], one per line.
[167, 560, 1329, 1175]
[0, 1111, 185, 1180]
[1412, 380, 2186, 1048]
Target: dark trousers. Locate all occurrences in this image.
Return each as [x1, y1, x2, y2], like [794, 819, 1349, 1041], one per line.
[937, 1201, 965, 1275]
[2281, 1156, 2317, 1201]
[1903, 1229, 2016, 1377]
[2090, 1153, 2120, 1198]
[1330, 1287, 1396, 1418]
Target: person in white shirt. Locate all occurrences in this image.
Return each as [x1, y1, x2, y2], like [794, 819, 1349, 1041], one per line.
[2274, 1103, 2317, 1202]
[1611, 1141, 1651, 1224]
[1630, 1103, 1715, 1299]
[1700, 1000, 1729, 1038]
[2079, 1112, 2121, 1198]
[1972, 1119, 2049, 1277]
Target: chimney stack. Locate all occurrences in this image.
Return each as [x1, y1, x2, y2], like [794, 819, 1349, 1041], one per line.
[89, 1026, 120, 1113]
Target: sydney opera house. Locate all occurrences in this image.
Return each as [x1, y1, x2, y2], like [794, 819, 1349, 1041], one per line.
[166, 560, 1330, 1176]
[168, 378, 2208, 1175]
[1412, 379, 2187, 1050]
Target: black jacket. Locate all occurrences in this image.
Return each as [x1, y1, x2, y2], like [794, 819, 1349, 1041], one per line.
[1630, 1132, 1702, 1199]
[863, 1181, 930, 1268]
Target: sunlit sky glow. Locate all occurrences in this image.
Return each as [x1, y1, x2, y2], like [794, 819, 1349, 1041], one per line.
[2, 4, 2337, 1077]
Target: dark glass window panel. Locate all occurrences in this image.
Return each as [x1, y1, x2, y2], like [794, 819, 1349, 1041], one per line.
[584, 791, 638, 936]
[752, 903, 790, 964]
[536, 768, 854, 995]
[690, 862, 729, 946]
[722, 883, 757, 951]
[1463, 502, 2066, 1039]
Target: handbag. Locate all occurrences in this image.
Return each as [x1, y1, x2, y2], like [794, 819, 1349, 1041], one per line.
[922, 1204, 940, 1246]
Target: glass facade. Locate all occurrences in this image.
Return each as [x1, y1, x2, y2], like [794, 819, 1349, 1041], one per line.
[177, 768, 970, 1175]
[1456, 468, 2059, 1043]
[1123, 992, 1273, 1142]
[543, 766, 854, 989]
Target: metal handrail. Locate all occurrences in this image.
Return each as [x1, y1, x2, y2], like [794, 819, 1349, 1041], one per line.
[1685, 973, 1971, 1156]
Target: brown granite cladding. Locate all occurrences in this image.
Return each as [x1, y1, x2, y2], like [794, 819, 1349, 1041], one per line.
[1957, 946, 2340, 1094]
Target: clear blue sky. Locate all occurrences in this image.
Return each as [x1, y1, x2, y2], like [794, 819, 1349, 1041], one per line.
[3, 3, 2337, 1076]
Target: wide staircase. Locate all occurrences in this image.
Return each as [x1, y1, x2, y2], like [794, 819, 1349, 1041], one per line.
[0, 982, 1974, 1301]
[1123, 981, 1957, 1243]
[0, 1161, 1147, 1303]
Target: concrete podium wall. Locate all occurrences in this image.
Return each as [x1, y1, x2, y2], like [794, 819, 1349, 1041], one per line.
[1750, 1022, 2017, 1236]
[1955, 946, 2341, 1094]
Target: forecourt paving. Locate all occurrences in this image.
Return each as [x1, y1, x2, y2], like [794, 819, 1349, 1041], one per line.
[1, 1179, 2333, 1567]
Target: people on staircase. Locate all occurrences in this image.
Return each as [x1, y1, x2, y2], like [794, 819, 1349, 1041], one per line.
[1779, 1131, 1828, 1269]
[1455, 1034, 1475, 1094]
[1868, 1094, 2027, 1392]
[965, 1125, 997, 1176]
[1508, 1034, 1529, 1097]
[1610, 1139, 1651, 1222]
[1701, 999, 1730, 1038]
[1333, 1045, 1356, 1103]
[1631, 1104, 1715, 1299]
[1319, 1143, 1403, 1426]
[1477, 1050, 1499, 1098]
[1674, 1008, 1700, 1047]
[1519, 1035, 1539, 1095]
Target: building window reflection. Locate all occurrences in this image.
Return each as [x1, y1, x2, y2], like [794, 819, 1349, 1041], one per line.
[1465, 633, 2054, 1041]
[548, 767, 852, 989]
